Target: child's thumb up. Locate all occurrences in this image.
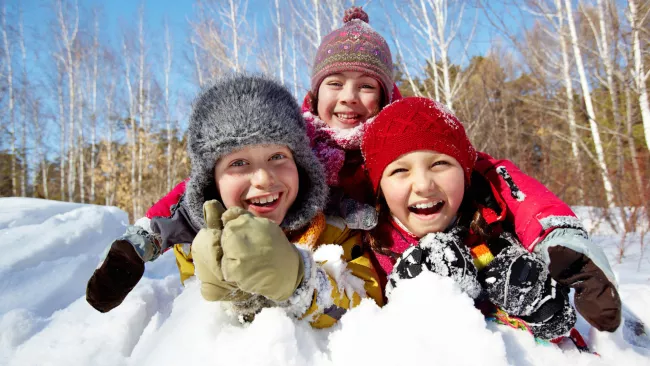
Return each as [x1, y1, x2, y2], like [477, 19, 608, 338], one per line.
[203, 200, 225, 230]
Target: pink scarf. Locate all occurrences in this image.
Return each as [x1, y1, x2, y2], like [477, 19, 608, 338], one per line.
[303, 110, 373, 186]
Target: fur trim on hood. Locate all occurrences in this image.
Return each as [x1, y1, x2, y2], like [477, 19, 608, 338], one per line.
[184, 74, 328, 232]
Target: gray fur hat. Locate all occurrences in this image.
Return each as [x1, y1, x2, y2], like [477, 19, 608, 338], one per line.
[184, 74, 328, 232]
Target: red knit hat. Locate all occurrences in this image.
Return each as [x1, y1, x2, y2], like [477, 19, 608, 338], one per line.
[361, 97, 477, 194]
[311, 7, 394, 105]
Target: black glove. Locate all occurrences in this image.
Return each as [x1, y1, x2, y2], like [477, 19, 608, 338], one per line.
[387, 229, 481, 299]
[519, 277, 577, 340]
[548, 245, 621, 332]
[480, 245, 550, 316]
[479, 243, 577, 340]
[86, 240, 145, 313]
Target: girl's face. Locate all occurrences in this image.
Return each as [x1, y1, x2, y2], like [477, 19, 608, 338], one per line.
[317, 71, 382, 129]
[214, 144, 299, 225]
[380, 150, 465, 238]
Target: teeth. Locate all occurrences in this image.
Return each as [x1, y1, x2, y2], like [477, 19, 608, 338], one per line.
[337, 113, 359, 119]
[410, 201, 441, 209]
[249, 193, 279, 204]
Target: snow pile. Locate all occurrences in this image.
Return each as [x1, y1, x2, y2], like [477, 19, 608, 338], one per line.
[1, 198, 649, 365]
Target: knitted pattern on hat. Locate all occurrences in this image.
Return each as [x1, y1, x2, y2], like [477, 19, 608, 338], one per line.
[361, 97, 477, 194]
[311, 7, 394, 105]
[185, 74, 328, 232]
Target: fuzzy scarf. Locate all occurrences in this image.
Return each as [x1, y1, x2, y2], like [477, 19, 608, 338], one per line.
[303, 111, 373, 187]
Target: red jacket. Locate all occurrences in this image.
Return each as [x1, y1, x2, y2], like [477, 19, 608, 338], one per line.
[371, 152, 580, 289]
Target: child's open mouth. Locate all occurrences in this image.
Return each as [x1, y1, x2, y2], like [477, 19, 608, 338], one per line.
[408, 200, 444, 216]
[246, 193, 282, 213]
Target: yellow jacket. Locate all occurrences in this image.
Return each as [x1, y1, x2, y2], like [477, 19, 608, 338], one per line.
[172, 214, 383, 328]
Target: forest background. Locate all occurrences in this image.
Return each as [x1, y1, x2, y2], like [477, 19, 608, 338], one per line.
[0, 0, 648, 239]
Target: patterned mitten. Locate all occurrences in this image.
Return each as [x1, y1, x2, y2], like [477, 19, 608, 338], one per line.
[388, 228, 482, 299]
[479, 245, 549, 316]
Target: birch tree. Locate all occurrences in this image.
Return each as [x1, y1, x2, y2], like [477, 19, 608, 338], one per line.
[57, 63, 66, 200]
[77, 65, 84, 203]
[19, 10, 27, 197]
[136, 7, 146, 217]
[627, 0, 650, 151]
[164, 19, 173, 191]
[583, 0, 625, 182]
[103, 63, 117, 207]
[564, 0, 615, 207]
[2, 4, 16, 196]
[274, 0, 284, 84]
[398, 0, 476, 110]
[32, 100, 48, 199]
[55, 0, 79, 202]
[90, 11, 99, 203]
[190, 0, 252, 77]
[123, 37, 138, 218]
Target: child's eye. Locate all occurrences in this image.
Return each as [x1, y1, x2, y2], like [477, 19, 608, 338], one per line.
[327, 81, 343, 87]
[432, 161, 450, 168]
[361, 84, 376, 89]
[389, 168, 408, 176]
[269, 153, 286, 161]
[230, 160, 248, 167]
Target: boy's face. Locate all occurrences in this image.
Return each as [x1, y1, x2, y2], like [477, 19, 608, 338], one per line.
[214, 144, 299, 225]
[379, 150, 465, 237]
[317, 71, 381, 129]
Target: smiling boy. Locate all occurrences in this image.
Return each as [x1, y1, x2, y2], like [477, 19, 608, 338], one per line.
[86, 75, 383, 327]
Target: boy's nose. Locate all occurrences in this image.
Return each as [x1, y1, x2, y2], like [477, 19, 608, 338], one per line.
[251, 168, 275, 188]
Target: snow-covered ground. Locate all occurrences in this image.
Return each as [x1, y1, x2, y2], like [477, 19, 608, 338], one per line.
[1, 197, 648, 366]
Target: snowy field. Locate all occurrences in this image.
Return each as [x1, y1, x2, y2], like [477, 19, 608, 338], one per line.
[1, 197, 649, 366]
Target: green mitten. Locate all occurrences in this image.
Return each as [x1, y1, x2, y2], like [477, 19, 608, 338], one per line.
[221, 207, 304, 302]
[191, 200, 251, 302]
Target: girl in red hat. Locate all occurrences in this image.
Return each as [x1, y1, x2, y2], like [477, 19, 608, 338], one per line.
[361, 96, 621, 343]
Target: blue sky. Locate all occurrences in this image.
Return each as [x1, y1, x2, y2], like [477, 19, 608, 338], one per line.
[7, 0, 532, 150]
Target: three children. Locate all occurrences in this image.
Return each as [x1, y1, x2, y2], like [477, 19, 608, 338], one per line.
[86, 6, 621, 342]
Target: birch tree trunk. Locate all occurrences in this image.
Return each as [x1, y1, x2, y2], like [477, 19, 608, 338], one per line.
[628, 0, 650, 151]
[564, 0, 615, 207]
[2, 5, 16, 196]
[33, 101, 48, 199]
[19, 11, 27, 197]
[104, 76, 116, 206]
[135, 7, 146, 218]
[289, 30, 298, 99]
[56, 0, 79, 202]
[123, 38, 137, 219]
[432, 0, 456, 110]
[555, 0, 584, 203]
[77, 73, 84, 203]
[228, 0, 240, 72]
[57, 67, 66, 200]
[90, 13, 99, 203]
[274, 0, 284, 84]
[625, 79, 645, 203]
[419, 0, 441, 101]
[164, 19, 173, 192]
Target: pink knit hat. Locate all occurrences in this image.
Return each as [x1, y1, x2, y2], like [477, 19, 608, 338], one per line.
[311, 7, 394, 105]
[362, 97, 477, 194]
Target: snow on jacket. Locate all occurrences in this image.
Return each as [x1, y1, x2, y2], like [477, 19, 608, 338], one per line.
[120, 183, 383, 329]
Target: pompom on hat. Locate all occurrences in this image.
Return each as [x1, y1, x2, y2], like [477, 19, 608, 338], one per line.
[310, 7, 395, 106]
[361, 97, 477, 194]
